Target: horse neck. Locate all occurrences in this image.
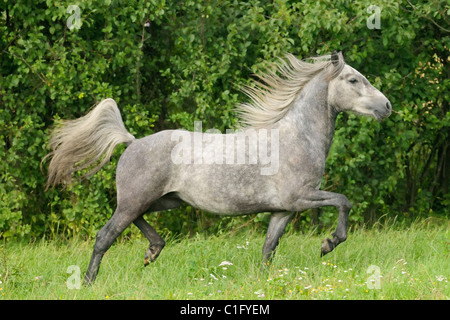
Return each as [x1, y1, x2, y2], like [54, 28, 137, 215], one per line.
[279, 74, 338, 158]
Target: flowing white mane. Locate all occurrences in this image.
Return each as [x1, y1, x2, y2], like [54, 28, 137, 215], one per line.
[236, 53, 345, 128]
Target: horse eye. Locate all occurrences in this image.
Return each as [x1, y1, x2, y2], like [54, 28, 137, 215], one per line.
[349, 78, 358, 84]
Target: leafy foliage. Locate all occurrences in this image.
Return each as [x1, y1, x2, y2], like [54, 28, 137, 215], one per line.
[0, 0, 448, 239]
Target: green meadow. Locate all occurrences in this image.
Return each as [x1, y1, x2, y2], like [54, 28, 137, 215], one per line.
[1, 220, 448, 300]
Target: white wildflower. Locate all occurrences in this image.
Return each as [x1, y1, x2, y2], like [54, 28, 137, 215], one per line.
[210, 274, 218, 281]
[254, 290, 265, 298]
[436, 275, 445, 282]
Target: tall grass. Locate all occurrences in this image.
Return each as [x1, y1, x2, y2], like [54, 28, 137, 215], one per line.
[1, 219, 448, 300]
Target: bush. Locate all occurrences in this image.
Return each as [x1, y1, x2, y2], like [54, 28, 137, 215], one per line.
[0, 0, 448, 239]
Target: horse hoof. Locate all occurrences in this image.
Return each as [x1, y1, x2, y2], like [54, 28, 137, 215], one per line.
[144, 249, 151, 266]
[320, 238, 334, 257]
[143, 244, 164, 266]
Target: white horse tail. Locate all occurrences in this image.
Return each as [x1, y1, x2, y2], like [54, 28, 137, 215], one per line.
[42, 98, 135, 189]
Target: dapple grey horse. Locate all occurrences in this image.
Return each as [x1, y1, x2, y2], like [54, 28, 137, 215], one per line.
[43, 52, 391, 284]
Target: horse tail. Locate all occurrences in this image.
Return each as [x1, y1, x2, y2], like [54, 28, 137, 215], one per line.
[42, 98, 135, 190]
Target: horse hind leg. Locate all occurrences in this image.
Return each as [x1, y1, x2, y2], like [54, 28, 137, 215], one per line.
[84, 205, 142, 285]
[133, 216, 165, 266]
[133, 193, 183, 266]
[84, 190, 170, 285]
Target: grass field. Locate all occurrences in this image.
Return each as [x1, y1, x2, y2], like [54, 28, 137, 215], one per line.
[0, 219, 448, 300]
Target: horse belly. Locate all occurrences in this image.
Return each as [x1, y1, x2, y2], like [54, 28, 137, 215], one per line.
[176, 169, 283, 215]
[179, 192, 280, 215]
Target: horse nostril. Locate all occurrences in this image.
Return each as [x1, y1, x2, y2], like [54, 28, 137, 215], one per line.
[386, 102, 392, 111]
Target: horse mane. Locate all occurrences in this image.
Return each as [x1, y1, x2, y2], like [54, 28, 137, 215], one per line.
[236, 53, 345, 128]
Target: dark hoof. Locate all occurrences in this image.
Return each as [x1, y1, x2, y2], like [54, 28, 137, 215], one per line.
[144, 244, 164, 266]
[320, 238, 335, 257]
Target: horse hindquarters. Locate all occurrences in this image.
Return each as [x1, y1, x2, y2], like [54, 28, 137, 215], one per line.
[84, 136, 176, 285]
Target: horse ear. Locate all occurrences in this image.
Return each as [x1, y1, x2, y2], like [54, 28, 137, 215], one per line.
[331, 50, 340, 66]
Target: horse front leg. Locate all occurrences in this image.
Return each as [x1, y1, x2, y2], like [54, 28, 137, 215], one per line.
[320, 201, 350, 256]
[292, 188, 351, 256]
[262, 212, 293, 265]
